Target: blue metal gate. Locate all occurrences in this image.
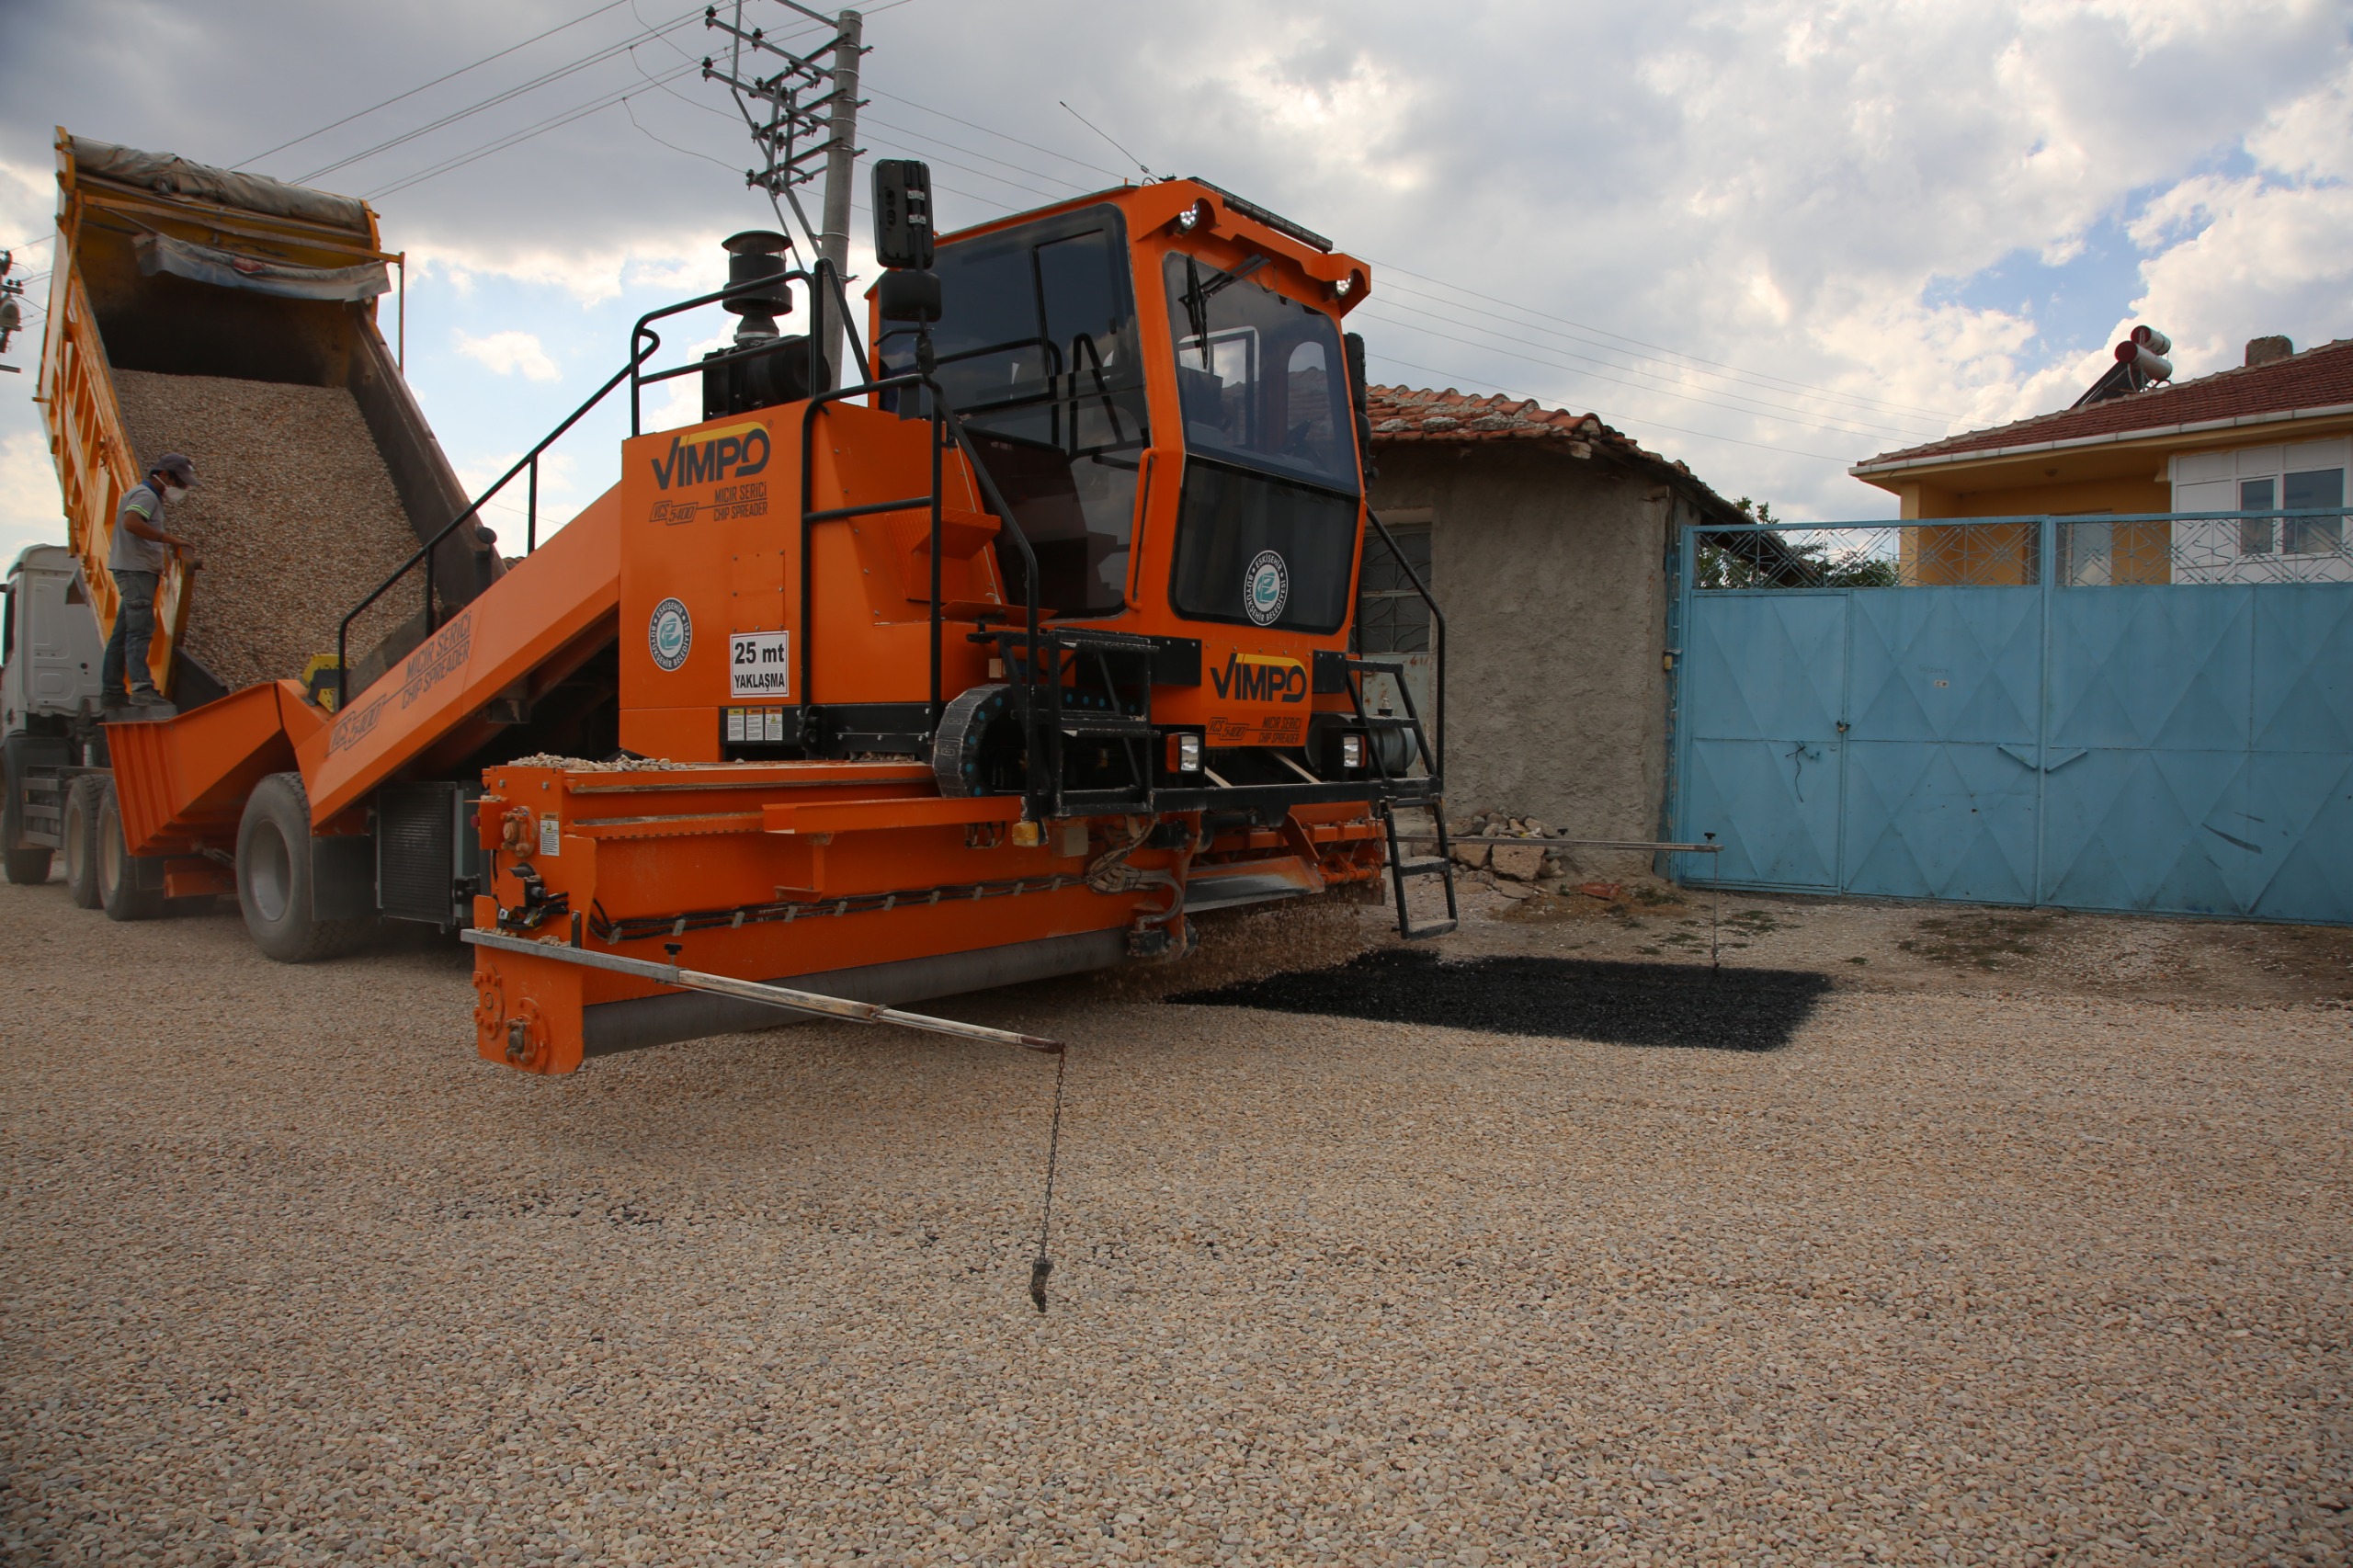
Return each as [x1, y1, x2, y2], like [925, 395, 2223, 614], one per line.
[1670, 514, 2353, 925]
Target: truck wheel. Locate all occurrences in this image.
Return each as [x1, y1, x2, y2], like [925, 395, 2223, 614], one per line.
[96, 779, 166, 921]
[2, 740, 53, 885]
[63, 776, 103, 908]
[236, 771, 371, 962]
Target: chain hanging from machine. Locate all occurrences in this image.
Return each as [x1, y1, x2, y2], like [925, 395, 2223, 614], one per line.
[701, 1, 862, 269]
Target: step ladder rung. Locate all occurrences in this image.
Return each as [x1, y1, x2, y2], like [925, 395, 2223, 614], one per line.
[1401, 918, 1459, 938]
[1395, 856, 1451, 875]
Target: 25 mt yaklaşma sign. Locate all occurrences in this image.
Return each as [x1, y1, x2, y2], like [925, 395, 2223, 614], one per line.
[731, 631, 790, 699]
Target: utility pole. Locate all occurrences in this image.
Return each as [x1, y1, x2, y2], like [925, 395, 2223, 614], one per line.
[816, 8, 863, 390]
[818, 9, 862, 278]
[703, 2, 871, 388]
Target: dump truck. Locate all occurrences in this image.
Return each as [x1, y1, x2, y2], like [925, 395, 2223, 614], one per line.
[5, 139, 1456, 1071]
[0, 130, 496, 910]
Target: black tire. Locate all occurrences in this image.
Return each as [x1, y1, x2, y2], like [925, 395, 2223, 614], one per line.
[97, 778, 166, 921]
[2, 739, 53, 885]
[236, 771, 371, 963]
[63, 775, 103, 909]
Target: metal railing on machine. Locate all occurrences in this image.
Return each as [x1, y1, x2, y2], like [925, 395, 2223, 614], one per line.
[333, 269, 840, 710]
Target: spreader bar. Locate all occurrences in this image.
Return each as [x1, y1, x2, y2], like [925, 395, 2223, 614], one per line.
[463, 929, 1063, 1052]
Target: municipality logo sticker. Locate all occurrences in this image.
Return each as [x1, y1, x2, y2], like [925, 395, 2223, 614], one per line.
[1245, 550, 1290, 626]
[648, 597, 693, 672]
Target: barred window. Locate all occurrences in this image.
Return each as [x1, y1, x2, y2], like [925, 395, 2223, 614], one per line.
[1356, 522, 1431, 653]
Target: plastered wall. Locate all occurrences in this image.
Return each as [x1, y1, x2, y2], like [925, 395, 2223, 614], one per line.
[1370, 444, 1676, 873]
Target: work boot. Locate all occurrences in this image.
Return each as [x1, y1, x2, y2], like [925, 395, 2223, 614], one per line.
[127, 687, 174, 710]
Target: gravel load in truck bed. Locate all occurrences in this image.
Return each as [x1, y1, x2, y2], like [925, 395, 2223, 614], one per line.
[1, 886, 2347, 1567]
[110, 370, 425, 691]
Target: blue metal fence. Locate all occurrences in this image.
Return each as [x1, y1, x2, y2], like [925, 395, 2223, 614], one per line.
[1668, 513, 2353, 925]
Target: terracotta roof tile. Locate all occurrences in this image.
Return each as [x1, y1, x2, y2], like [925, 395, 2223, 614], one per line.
[1366, 384, 1745, 522]
[1858, 336, 2353, 472]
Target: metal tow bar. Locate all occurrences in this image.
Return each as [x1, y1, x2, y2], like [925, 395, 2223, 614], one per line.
[462, 929, 1063, 1053]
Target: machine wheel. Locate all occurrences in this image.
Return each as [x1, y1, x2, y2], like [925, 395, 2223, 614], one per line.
[236, 771, 371, 963]
[1, 737, 53, 885]
[96, 778, 166, 921]
[930, 683, 1025, 798]
[62, 775, 103, 908]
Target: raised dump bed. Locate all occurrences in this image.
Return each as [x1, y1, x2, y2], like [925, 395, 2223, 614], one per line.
[39, 131, 501, 705]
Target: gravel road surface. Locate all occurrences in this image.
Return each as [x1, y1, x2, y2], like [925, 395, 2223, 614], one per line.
[3, 881, 2347, 1567]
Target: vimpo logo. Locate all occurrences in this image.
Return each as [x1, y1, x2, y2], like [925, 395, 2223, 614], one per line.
[1209, 650, 1307, 704]
[649, 420, 769, 491]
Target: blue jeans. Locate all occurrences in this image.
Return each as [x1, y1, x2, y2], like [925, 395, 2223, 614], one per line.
[100, 569, 159, 695]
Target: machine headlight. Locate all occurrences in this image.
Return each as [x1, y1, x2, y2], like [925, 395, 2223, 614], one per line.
[1174, 199, 1211, 234]
[1341, 733, 1365, 768]
[1171, 733, 1202, 773]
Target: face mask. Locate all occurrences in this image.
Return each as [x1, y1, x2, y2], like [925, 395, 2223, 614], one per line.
[163, 484, 188, 503]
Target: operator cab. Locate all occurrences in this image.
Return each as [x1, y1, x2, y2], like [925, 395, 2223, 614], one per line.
[874, 180, 1367, 639]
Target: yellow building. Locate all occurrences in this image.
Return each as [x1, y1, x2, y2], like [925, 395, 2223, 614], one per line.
[1854, 335, 2353, 585]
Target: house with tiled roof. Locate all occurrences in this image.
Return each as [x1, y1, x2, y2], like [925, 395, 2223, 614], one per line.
[1359, 386, 1746, 871]
[1851, 335, 2351, 585]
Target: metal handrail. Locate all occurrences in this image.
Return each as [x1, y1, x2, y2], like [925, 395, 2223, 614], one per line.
[1363, 506, 1445, 790]
[628, 267, 832, 435]
[334, 353, 642, 710]
[792, 364, 1050, 801]
[334, 269, 823, 710]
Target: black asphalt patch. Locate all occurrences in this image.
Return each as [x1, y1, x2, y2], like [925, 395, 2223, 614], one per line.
[1169, 949, 1834, 1051]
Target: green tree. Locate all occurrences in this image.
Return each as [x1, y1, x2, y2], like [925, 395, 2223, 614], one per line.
[1695, 498, 1900, 589]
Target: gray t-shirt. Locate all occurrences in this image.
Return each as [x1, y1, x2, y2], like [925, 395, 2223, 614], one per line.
[108, 482, 167, 574]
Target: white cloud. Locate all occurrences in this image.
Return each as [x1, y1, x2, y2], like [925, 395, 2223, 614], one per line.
[0, 430, 68, 568]
[0, 0, 2346, 527]
[451, 328, 562, 382]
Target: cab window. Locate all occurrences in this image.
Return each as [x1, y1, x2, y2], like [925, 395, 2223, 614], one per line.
[1162, 253, 1360, 633]
[879, 207, 1147, 619]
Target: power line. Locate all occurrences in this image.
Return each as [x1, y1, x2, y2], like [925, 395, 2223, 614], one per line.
[1355, 301, 1942, 440]
[1371, 261, 1966, 422]
[858, 127, 1067, 202]
[366, 59, 703, 200]
[232, 0, 637, 169]
[297, 7, 706, 184]
[369, 0, 901, 208]
[863, 88, 1124, 184]
[1370, 273, 1955, 426]
[830, 103, 1927, 443]
[836, 91, 1967, 429]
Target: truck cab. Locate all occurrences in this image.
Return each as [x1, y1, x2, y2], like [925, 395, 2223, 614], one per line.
[2, 544, 106, 732]
[2, 544, 108, 885]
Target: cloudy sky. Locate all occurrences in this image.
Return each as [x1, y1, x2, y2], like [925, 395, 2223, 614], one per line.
[2, 0, 2348, 565]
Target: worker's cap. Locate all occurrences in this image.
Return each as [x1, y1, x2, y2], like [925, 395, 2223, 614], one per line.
[150, 453, 199, 487]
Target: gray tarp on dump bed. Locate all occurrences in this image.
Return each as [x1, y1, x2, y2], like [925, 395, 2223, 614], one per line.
[70, 137, 372, 237]
[133, 232, 389, 302]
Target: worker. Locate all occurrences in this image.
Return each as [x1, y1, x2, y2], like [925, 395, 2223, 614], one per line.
[99, 452, 199, 708]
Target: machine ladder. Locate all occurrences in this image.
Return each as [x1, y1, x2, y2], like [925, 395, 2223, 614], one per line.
[1343, 654, 1457, 939]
